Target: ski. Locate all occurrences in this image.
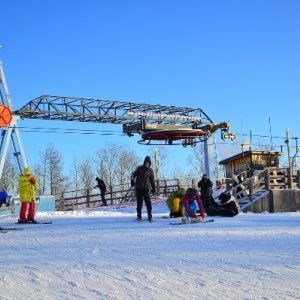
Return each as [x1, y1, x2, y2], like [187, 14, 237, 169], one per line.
[170, 219, 214, 225]
[0, 227, 24, 231]
[0, 227, 24, 233]
[14, 221, 52, 225]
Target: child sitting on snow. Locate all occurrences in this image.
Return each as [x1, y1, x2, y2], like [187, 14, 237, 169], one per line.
[166, 188, 186, 218]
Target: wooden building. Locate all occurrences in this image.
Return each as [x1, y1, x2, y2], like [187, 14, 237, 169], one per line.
[219, 150, 284, 179]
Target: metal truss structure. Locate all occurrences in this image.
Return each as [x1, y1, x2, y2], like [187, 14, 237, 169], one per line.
[0, 61, 28, 178]
[14, 94, 215, 131]
[1, 59, 235, 182]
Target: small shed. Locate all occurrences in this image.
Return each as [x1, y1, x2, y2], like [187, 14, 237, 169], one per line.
[219, 150, 284, 178]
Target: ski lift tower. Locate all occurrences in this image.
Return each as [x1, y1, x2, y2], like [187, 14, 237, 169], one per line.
[0, 59, 28, 178]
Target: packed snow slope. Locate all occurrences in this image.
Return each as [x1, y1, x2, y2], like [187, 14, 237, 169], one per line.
[1, 200, 299, 300]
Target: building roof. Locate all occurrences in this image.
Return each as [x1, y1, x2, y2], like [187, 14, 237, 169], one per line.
[219, 150, 284, 165]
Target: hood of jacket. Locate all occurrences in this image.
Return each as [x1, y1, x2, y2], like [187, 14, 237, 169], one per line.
[143, 156, 151, 167]
[22, 167, 32, 176]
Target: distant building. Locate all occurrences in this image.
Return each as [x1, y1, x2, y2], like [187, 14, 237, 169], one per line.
[219, 150, 284, 179]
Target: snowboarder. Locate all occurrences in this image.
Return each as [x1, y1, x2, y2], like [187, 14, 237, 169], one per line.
[131, 156, 156, 222]
[18, 167, 39, 223]
[94, 177, 107, 206]
[197, 174, 213, 209]
[182, 188, 206, 223]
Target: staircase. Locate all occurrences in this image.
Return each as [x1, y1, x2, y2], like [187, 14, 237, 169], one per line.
[237, 189, 270, 211]
[220, 169, 272, 212]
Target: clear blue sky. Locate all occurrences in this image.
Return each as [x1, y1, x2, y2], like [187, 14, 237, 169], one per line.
[1, 0, 299, 175]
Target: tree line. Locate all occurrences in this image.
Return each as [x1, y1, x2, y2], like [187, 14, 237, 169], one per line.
[0, 141, 210, 198]
[3, 135, 275, 198]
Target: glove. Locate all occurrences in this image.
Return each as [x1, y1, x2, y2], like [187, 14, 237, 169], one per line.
[29, 177, 36, 184]
[151, 188, 156, 194]
[201, 211, 206, 219]
[131, 180, 135, 187]
[190, 212, 197, 218]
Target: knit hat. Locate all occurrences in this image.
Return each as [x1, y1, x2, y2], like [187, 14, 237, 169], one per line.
[144, 156, 151, 166]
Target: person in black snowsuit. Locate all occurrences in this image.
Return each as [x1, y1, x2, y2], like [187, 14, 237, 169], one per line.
[94, 177, 107, 206]
[131, 156, 156, 222]
[217, 192, 240, 215]
[197, 174, 213, 209]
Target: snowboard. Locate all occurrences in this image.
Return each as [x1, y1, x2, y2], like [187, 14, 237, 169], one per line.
[205, 208, 235, 217]
[170, 219, 214, 225]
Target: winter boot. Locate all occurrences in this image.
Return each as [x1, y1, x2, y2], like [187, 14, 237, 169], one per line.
[27, 218, 37, 223]
[18, 219, 28, 224]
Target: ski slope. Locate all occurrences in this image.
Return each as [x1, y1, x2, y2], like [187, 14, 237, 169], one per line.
[1, 200, 299, 300]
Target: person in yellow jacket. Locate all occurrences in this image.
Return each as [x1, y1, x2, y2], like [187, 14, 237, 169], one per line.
[166, 188, 186, 218]
[18, 167, 39, 223]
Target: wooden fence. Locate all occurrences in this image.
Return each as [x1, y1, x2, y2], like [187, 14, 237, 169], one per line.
[55, 168, 300, 211]
[56, 178, 184, 211]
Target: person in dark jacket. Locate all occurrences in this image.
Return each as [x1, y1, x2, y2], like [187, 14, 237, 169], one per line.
[94, 177, 107, 206]
[217, 192, 240, 215]
[131, 156, 156, 222]
[197, 174, 213, 209]
[182, 188, 206, 223]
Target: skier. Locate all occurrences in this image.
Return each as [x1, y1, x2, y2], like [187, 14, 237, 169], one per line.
[131, 156, 156, 222]
[18, 167, 39, 223]
[94, 177, 107, 206]
[182, 188, 206, 223]
[197, 174, 213, 209]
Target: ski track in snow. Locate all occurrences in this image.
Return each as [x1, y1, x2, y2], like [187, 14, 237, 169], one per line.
[0, 202, 300, 300]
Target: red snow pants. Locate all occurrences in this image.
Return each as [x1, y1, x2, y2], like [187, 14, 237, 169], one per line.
[19, 201, 35, 220]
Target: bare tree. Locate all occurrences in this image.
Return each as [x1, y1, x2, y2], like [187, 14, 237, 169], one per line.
[95, 142, 139, 191]
[117, 148, 139, 190]
[79, 156, 94, 194]
[34, 149, 48, 195]
[149, 146, 170, 180]
[187, 142, 205, 175]
[68, 155, 82, 197]
[34, 143, 68, 195]
[0, 152, 19, 193]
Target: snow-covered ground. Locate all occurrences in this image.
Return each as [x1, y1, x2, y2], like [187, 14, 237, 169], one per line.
[1, 199, 299, 300]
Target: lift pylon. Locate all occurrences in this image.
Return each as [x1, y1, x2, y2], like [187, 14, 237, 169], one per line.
[0, 60, 28, 179]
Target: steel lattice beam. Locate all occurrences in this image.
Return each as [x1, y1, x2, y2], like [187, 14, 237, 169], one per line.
[14, 95, 214, 129]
